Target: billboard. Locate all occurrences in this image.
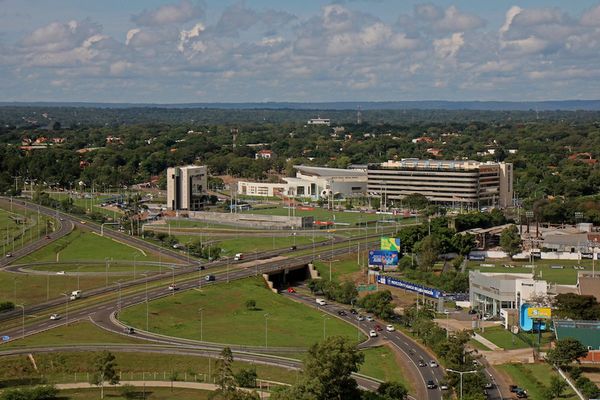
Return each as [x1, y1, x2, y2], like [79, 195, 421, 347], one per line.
[527, 307, 552, 319]
[377, 275, 443, 298]
[368, 250, 399, 267]
[381, 237, 401, 251]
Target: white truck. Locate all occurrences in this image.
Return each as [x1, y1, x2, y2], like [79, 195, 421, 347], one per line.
[234, 253, 244, 261]
[69, 290, 82, 300]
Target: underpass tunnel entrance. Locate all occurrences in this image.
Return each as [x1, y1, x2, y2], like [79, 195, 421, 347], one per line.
[267, 265, 310, 291]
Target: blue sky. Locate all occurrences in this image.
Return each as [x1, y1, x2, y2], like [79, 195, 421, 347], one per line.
[1, 0, 600, 103]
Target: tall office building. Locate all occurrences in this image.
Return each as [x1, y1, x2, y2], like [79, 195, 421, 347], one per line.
[367, 159, 513, 208]
[166, 165, 208, 211]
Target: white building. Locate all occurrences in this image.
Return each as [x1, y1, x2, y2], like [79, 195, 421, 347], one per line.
[307, 118, 331, 126]
[237, 165, 367, 199]
[469, 270, 548, 315]
[166, 165, 208, 211]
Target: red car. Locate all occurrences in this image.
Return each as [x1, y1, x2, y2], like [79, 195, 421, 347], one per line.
[287, 287, 296, 293]
[374, 324, 383, 332]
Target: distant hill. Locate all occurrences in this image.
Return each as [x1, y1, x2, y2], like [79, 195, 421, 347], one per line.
[2, 100, 600, 111]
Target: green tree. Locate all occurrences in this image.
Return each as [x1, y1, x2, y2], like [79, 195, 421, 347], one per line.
[234, 367, 258, 388]
[214, 347, 236, 394]
[403, 193, 429, 211]
[415, 235, 441, 271]
[376, 381, 408, 399]
[358, 291, 394, 320]
[546, 338, 588, 368]
[553, 293, 600, 320]
[245, 299, 257, 311]
[272, 336, 365, 400]
[0, 385, 58, 400]
[90, 351, 119, 399]
[500, 225, 521, 256]
[542, 375, 568, 400]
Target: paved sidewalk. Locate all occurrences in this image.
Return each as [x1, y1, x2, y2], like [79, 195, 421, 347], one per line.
[54, 380, 271, 397]
[472, 333, 503, 351]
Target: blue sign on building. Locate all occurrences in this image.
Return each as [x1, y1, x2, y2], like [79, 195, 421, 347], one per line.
[376, 275, 443, 299]
[368, 250, 399, 267]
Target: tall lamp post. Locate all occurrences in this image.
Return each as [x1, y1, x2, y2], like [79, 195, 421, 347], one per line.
[16, 304, 25, 340]
[61, 293, 69, 326]
[133, 254, 139, 280]
[141, 272, 149, 331]
[446, 369, 478, 400]
[198, 308, 204, 342]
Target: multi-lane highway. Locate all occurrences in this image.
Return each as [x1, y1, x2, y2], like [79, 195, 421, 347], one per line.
[0, 197, 506, 398]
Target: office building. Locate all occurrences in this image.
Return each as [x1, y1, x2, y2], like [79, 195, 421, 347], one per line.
[367, 159, 514, 208]
[166, 165, 207, 211]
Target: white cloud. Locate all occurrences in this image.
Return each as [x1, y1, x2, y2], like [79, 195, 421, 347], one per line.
[178, 23, 205, 53]
[434, 6, 484, 32]
[132, 0, 204, 27]
[125, 29, 140, 46]
[581, 4, 600, 26]
[433, 33, 464, 59]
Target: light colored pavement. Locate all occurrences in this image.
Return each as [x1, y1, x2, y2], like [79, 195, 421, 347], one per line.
[473, 333, 503, 351]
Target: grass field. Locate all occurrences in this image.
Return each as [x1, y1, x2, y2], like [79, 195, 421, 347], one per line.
[28, 263, 164, 274]
[60, 388, 213, 400]
[467, 259, 597, 285]
[172, 234, 329, 254]
[19, 228, 156, 263]
[2, 321, 144, 349]
[49, 192, 124, 218]
[359, 345, 411, 391]
[478, 326, 554, 350]
[119, 277, 365, 347]
[499, 363, 578, 400]
[313, 253, 362, 282]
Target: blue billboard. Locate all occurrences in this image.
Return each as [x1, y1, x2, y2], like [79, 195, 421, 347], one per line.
[376, 275, 443, 299]
[368, 250, 399, 267]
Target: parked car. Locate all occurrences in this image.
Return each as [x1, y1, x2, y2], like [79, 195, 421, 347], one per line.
[385, 324, 395, 332]
[426, 380, 437, 389]
[429, 360, 439, 368]
[50, 313, 61, 320]
[369, 330, 377, 338]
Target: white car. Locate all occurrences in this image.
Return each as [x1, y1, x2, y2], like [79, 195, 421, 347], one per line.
[366, 316, 374, 322]
[168, 284, 178, 291]
[56, 271, 65, 275]
[356, 315, 364, 321]
[385, 324, 395, 332]
[429, 360, 439, 368]
[440, 383, 449, 390]
[50, 313, 61, 320]
[369, 330, 378, 338]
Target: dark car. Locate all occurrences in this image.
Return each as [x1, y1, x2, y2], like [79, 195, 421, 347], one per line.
[350, 309, 358, 315]
[468, 309, 478, 314]
[337, 310, 347, 316]
[205, 275, 216, 281]
[197, 265, 205, 270]
[374, 324, 383, 331]
[289, 246, 297, 250]
[516, 390, 528, 398]
[125, 327, 135, 334]
[418, 360, 427, 367]
[426, 380, 437, 389]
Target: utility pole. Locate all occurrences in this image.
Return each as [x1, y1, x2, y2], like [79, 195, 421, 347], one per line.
[446, 369, 478, 400]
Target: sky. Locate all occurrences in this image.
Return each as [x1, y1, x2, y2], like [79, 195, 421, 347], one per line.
[1, 0, 600, 103]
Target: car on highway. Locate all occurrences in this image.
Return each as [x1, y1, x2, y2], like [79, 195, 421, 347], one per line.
[5, 253, 12, 258]
[369, 330, 377, 338]
[426, 380, 437, 389]
[205, 275, 216, 281]
[45, 235, 51, 239]
[374, 324, 383, 331]
[356, 315, 364, 321]
[429, 360, 439, 368]
[385, 324, 395, 332]
[197, 265, 205, 271]
[50, 313, 61, 320]
[56, 271, 65, 275]
[484, 382, 494, 389]
[418, 360, 427, 367]
[80, 221, 86, 224]
[168, 284, 178, 291]
[125, 327, 135, 334]
[316, 298, 327, 306]
[468, 309, 478, 314]
[349, 309, 358, 315]
[337, 310, 347, 316]
[287, 287, 296, 293]
[366, 315, 374, 322]
[440, 382, 449, 390]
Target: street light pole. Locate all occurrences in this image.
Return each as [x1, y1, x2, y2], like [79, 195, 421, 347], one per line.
[117, 281, 122, 311]
[104, 257, 110, 287]
[61, 293, 69, 326]
[199, 308, 204, 342]
[133, 254, 138, 280]
[16, 304, 24, 340]
[142, 272, 149, 331]
[446, 369, 478, 400]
